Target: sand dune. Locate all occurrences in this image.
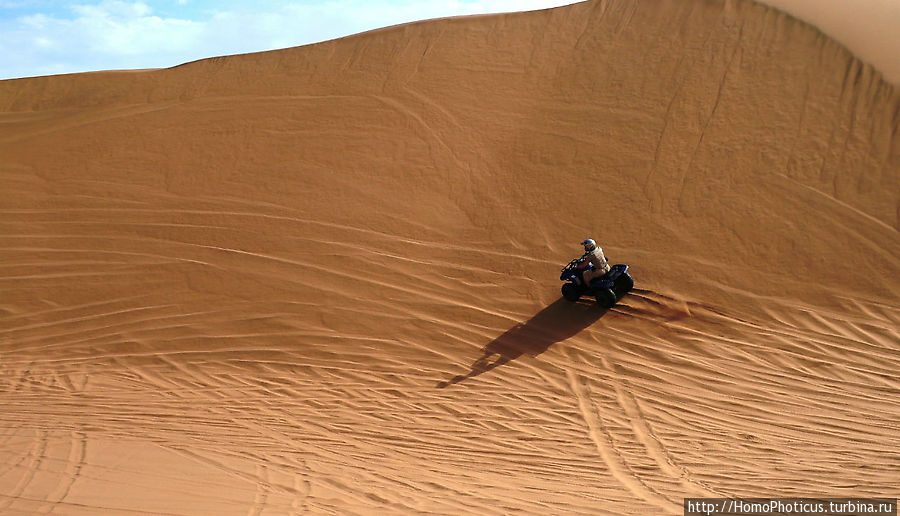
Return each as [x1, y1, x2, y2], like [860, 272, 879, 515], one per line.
[1, 0, 898, 514]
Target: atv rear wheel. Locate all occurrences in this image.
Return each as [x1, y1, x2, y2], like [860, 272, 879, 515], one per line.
[595, 288, 617, 308]
[561, 283, 581, 302]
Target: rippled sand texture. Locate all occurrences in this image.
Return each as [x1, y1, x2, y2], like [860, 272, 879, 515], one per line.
[1, 0, 898, 514]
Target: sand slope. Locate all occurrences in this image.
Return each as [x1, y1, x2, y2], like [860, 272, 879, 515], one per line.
[1, 0, 899, 514]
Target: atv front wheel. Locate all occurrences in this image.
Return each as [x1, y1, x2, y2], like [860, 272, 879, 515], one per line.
[561, 283, 581, 302]
[595, 288, 617, 308]
[619, 272, 634, 292]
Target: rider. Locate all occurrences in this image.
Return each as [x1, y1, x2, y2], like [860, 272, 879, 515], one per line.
[576, 238, 610, 286]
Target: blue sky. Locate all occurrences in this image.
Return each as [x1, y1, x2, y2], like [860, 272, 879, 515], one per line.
[0, 0, 579, 80]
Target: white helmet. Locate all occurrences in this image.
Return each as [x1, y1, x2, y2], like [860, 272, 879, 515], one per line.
[581, 239, 596, 252]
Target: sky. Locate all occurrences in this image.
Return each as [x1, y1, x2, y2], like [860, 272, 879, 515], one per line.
[0, 0, 579, 80]
[1, 0, 898, 83]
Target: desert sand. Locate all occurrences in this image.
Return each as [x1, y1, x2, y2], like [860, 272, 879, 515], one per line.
[1, 0, 898, 514]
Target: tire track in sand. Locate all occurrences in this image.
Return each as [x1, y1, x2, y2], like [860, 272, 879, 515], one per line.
[0, 428, 49, 512]
[248, 463, 270, 516]
[39, 430, 87, 514]
[566, 369, 679, 515]
[602, 358, 724, 498]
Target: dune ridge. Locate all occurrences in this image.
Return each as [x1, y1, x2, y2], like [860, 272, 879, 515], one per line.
[1, 0, 898, 514]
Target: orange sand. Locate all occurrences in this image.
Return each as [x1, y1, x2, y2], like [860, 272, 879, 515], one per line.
[1, 0, 898, 514]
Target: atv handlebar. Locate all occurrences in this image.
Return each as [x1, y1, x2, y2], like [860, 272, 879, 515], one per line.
[561, 255, 610, 273]
[561, 257, 586, 273]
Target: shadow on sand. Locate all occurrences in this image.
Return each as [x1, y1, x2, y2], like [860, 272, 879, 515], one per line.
[437, 298, 607, 388]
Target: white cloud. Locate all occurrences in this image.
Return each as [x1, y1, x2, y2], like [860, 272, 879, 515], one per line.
[1, 2, 206, 77]
[70, 1, 152, 18]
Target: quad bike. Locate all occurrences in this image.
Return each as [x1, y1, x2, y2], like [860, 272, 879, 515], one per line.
[559, 257, 633, 308]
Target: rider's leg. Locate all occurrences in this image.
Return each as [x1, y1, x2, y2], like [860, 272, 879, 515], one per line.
[584, 266, 612, 285]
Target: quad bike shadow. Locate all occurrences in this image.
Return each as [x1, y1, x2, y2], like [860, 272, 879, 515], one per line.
[437, 298, 606, 388]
